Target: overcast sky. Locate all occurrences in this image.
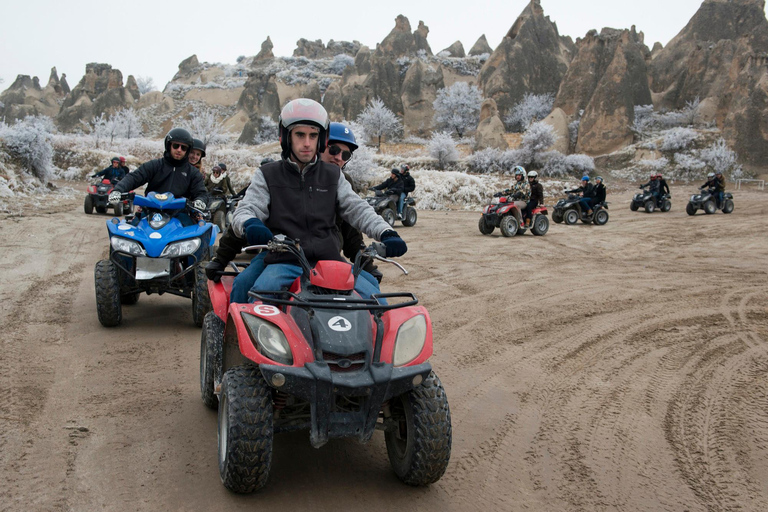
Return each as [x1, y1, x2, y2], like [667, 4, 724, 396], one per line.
[1, 0, 765, 91]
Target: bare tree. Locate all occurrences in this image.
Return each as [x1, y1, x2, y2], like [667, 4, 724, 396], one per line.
[182, 108, 230, 145]
[432, 82, 482, 137]
[356, 98, 401, 150]
[136, 76, 157, 94]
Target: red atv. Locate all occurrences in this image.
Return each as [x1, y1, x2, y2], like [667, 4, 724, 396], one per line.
[200, 236, 452, 493]
[478, 193, 549, 237]
[84, 178, 134, 216]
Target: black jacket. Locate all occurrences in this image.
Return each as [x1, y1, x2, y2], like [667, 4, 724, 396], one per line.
[658, 179, 670, 195]
[114, 152, 207, 202]
[402, 172, 415, 193]
[529, 181, 544, 203]
[640, 180, 660, 192]
[593, 183, 606, 204]
[373, 176, 405, 195]
[567, 183, 595, 197]
[94, 166, 125, 183]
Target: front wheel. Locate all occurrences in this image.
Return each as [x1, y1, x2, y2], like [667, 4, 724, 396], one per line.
[500, 215, 519, 237]
[478, 216, 494, 235]
[113, 201, 124, 216]
[629, 202, 639, 212]
[218, 366, 274, 493]
[564, 209, 579, 225]
[703, 200, 716, 214]
[552, 210, 563, 224]
[531, 215, 549, 236]
[722, 199, 734, 214]
[381, 208, 396, 227]
[401, 207, 417, 227]
[84, 196, 94, 214]
[94, 260, 122, 327]
[200, 312, 224, 409]
[593, 209, 609, 226]
[192, 266, 211, 327]
[644, 201, 655, 213]
[661, 200, 672, 212]
[686, 202, 697, 216]
[385, 371, 452, 486]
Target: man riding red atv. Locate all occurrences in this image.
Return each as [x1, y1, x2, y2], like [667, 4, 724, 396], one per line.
[200, 236, 452, 493]
[84, 158, 134, 216]
[478, 190, 549, 237]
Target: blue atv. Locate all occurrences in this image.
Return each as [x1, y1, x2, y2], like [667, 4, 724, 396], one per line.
[94, 192, 219, 327]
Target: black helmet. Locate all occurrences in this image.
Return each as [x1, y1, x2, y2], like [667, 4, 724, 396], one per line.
[192, 138, 206, 158]
[217, 163, 227, 171]
[111, 156, 120, 163]
[260, 157, 275, 166]
[278, 98, 330, 157]
[164, 128, 193, 153]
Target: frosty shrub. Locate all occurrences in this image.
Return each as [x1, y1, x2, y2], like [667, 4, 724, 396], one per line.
[341, 144, 377, 192]
[568, 119, 580, 148]
[181, 108, 230, 145]
[253, 116, 279, 145]
[522, 122, 557, 154]
[328, 54, 355, 75]
[660, 127, 698, 152]
[428, 131, 459, 170]
[356, 98, 401, 150]
[0, 115, 55, 182]
[136, 76, 156, 94]
[466, 148, 504, 174]
[639, 157, 670, 173]
[537, 151, 595, 178]
[674, 152, 707, 180]
[504, 93, 555, 132]
[698, 139, 742, 178]
[85, 108, 143, 146]
[432, 82, 483, 137]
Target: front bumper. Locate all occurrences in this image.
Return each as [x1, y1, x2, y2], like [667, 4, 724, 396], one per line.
[259, 361, 432, 448]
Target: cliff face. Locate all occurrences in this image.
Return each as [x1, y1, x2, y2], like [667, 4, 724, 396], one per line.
[57, 63, 136, 131]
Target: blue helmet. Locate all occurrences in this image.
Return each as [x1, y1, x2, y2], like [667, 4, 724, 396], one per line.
[581, 175, 590, 182]
[328, 122, 358, 152]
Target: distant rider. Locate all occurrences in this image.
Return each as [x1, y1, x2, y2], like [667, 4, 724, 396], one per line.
[205, 164, 236, 197]
[639, 173, 661, 205]
[712, 171, 726, 208]
[399, 164, 416, 219]
[93, 157, 125, 184]
[119, 156, 130, 175]
[656, 173, 670, 204]
[566, 176, 595, 215]
[593, 176, 606, 207]
[372, 168, 406, 212]
[523, 170, 544, 227]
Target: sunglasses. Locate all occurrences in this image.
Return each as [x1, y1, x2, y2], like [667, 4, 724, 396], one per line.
[171, 143, 189, 151]
[328, 144, 352, 162]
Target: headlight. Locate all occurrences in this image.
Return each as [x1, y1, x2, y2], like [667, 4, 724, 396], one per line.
[242, 313, 293, 365]
[393, 315, 427, 366]
[160, 238, 201, 257]
[110, 236, 145, 255]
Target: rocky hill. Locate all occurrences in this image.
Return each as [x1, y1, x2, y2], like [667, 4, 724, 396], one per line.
[2, 0, 767, 166]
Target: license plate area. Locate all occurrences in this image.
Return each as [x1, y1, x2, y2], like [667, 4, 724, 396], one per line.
[135, 256, 170, 280]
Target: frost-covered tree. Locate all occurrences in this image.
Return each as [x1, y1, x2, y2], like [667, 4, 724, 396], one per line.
[252, 116, 279, 145]
[432, 82, 483, 137]
[328, 54, 355, 75]
[182, 108, 230, 145]
[356, 98, 401, 150]
[114, 108, 142, 139]
[522, 122, 557, 154]
[0, 115, 55, 182]
[136, 76, 157, 94]
[504, 93, 555, 132]
[660, 127, 698, 152]
[428, 131, 459, 170]
[698, 139, 741, 177]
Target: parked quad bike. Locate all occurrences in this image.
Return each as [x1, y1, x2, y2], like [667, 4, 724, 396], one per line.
[365, 190, 417, 227]
[686, 188, 734, 216]
[552, 193, 610, 226]
[630, 187, 671, 213]
[478, 194, 549, 237]
[201, 236, 451, 493]
[84, 178, 134, 216]
[94, 192, 219, 328]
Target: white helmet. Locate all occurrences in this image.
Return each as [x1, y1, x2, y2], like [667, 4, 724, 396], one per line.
[707, 172, 715, 178]
[527, 170, 538, 179]
[513, 166, 526, 177]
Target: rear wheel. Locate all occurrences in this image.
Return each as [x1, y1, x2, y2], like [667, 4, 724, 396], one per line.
[192, 266, 211, 327]
[381, 208, 396, 227]
[84, 196, 94, 214]
[402, 207, 417, 227]
[94, 260, 122, 327]
[564, 209, 579, 225]
[218, 366, 273, 493]
[114, 201, 124, 216]
[629, 202, 639, 212]
[703, 200, 716, 214]
[200, 312, 225, 409]
[722, 199, 734, 214]
[213, 210, 227, 232]
[478, 216, 494, 235]
[686, 202, 697, 216]
[385, 371, 452, 486]
[531, 215, 549, 236]
[644, 201, 655, 213]
[661, 200, 672, 212]
[594, 209, 609, 226]
[552, 210, 563, 223]
[500, 215, 518, 237]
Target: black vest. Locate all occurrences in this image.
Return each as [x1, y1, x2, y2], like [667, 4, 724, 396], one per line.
[262, 159, 342, 264]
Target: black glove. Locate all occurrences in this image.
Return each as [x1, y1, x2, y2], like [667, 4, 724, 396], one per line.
[205, 259, 226, 283]
[380, 230, 407, 258]
[243, 218, 273, 246]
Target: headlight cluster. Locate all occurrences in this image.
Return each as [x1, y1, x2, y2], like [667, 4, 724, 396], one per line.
[160, 238, 201, 257]
[242, 313, 293, 365]
[110, 237, 145, 255]
[393, 315, 427, 366]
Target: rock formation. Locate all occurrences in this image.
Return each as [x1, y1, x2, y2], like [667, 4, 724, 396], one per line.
[477, 0, 574, 116]
[469, 35, 493, 56]
[57, 63, 135, 131]
[541, 107, 569, 153]
[474, 98, 508, 150]
[0, 67, 66, 121]
[254, 37, 274, 64]
[441, 41, 466, 58]
[649, 0, 768, 164]
[401, 60, 445, 136]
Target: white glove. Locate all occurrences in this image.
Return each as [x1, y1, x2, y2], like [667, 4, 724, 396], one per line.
[108, 191, 122, 204]
[193, 199, 207, 210]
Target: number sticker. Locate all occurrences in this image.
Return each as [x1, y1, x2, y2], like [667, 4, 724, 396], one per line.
[328, 316, 352, 332]
[254, 305, 280, 316]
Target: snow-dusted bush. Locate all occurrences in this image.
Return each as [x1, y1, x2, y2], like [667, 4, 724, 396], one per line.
[660, 127, 698, 152]
[328, 54, 355, 75]
[341, 144, 376, 192]
[136, 76, 156, 94]
[698, 138, 742, 178]
[504, 93, 555, 132]
[540, 152, 595, 178]
[633, 98, 703, 138]
[427, 132, 459, 170]
[432, 82, 482, 137]
[181, 108, 231, 145]
[639, 157, 670, 173]
[0, 115, 55, 182]
[356, 98, 402, 149]
[252, 116, 279, 145]
[673, 152, 707, 180]
[522, 122, 557, 154]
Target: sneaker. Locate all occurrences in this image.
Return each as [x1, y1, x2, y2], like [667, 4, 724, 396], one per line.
[396, 213, 403, 220]
[586, 209, 593, 216]
[525, 219, 531, 227]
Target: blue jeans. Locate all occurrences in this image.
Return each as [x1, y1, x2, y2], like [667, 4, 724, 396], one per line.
[230, 252, 267, 304]
[578, 198, 593, 213]
[397, 193, 406, 215]
[248, 263, 382, 303]
[715, 191, 724, 207]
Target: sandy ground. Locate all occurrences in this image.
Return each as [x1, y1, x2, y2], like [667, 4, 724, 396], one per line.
[1, 183, 767, 512]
